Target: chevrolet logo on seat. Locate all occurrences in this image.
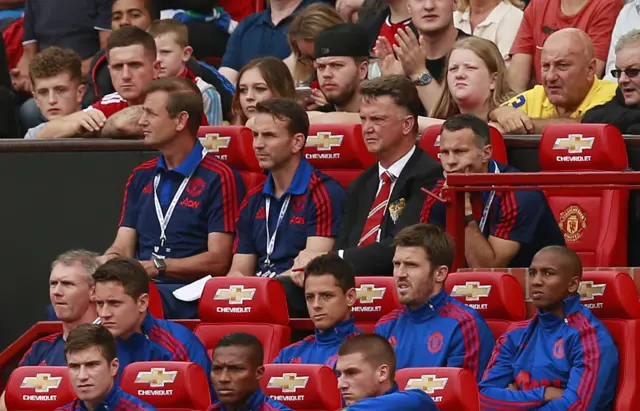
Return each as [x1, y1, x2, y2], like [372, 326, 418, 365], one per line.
[578, 281, 606, 301]
[451, 281, 491, 301]
[20, 374, 62, 393]
[306, 132, 343, 151]
[135, 368, 178, 387]
[214, 285, 256, 304]
[267, 373, 309, 393]
[356, 284, 386, 303]
[200, 133, 231, 152]
[405, 375, 448, 394]
[553, 134, 594, 154]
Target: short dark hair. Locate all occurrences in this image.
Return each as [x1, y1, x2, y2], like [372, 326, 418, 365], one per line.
[215, 332, 264, 367]
[536, 246, 583, 279]
[64, 323, 117, 363]
[92, 257, 149, 300]
[142, 77, 204, 135]
[338, 333, 396, 380]
[106, 25, 157, 60]
[360, 75, 422, 132]
[143, 0, 160, 20]
[255, 98, 310, 137]
[441, 114, 491, 148]
[304, 254, 356, 292]
[393, 224, 455, 270]
[29, 47, 83, 85]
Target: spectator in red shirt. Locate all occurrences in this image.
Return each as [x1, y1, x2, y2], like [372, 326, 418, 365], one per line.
[508, 0, 622, 93]
[37, 26, 158, 139]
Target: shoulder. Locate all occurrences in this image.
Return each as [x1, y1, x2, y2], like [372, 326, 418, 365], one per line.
[503, 318, 534, 339]
[152, 318, 197, 339]
[593, 79, 619, 97]
[441, 297, 490, 327]
[376, 307, 408, 329]
[31, 332, 63, 347]
[265, 396, 293, 410]
[120, 391, 156, 410]
[54, 401, 76, 411]
[282, 335, 316, 352]
[97, 92, 128, 106]
[129, 158, 158, 181]
[346, 165, 377, 192]
[200, 154, 237, 179]
[309, 171, 345, 195]
[567, 307, 615, 346]
[232, 11, 264, 32]
[240, 183, 265, 208]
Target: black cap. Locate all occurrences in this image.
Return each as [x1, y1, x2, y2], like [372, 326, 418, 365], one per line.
[314, 23, 370, 59]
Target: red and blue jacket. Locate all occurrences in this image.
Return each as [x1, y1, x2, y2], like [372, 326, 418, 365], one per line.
[56, 385, 156, 411]
[375, 288, 494, 381]
[19, 332, 65, 366]
[273, 317, 362, 367]
[340, 383, 438, 410]
[208, 388, 292, 410]
[479, 294, 618, 411]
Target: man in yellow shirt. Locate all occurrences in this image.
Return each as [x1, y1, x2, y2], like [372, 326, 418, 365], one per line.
[490, 28, 617, 134]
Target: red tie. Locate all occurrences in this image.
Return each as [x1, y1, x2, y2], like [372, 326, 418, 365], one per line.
[358, 171, 393, 247]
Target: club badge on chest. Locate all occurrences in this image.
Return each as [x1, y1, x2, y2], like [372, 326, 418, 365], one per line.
[388, 198, 406, 223]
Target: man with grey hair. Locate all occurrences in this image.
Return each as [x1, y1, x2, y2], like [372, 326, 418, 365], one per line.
[583, 29, 640, 133]
[0, 250, 100, 411]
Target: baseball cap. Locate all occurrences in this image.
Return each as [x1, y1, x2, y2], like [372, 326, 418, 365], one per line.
[314, 23, 371, 59]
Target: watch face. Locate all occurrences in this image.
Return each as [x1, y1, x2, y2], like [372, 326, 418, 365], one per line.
[154, 258, 167, 270]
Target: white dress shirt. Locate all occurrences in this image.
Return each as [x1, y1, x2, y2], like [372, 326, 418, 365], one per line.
[604, 0, 640, 82]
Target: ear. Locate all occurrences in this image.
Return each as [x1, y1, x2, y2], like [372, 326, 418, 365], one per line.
[89, 285, 96, 302]
[482, 143, 493, 164]
[138, 293, 150, 313]
[376, 364, 390, 384]
[489, 72, 497, 91]
[433, 265, 449, 285]
[153, 59, 161, 79]
[77, 84, 86, 103]
[358, 59, 369, 81]
[291, 132, 306, 153]
[110, 357, 120, 379]
[402, 114, 415, 136]
[568, 276, 581, 294]
[255, 365, 265, 381]
[183, 46, 193, 63]
[345, 287, 357, 307]
[175, 111, 190, 132]
[586, 57, 596, 79]
[452, 0, 459, 11]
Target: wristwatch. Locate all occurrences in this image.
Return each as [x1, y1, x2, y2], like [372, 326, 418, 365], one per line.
[412, 71, 433, 86]
[464, 214, 475, 226]
[153, 257, 167, 274]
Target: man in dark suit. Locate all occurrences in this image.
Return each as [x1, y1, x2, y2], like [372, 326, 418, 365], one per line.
[283, 75, 442, 317]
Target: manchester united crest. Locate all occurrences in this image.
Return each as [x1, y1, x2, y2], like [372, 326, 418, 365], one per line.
[558, 205, 587, 242]
[388, 198, 406, 223]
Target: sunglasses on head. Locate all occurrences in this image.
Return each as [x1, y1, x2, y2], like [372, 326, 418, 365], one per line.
[610, 67, 640, 79]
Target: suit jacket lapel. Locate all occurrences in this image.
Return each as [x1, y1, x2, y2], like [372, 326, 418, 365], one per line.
[353, 170, 380, 243]
[381, 147, 421, 236]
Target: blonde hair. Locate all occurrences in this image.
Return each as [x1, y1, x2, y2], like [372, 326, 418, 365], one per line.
[458, 0, 524, 11]
[431, 37, 514, 120]
[287, 3, 344, 83]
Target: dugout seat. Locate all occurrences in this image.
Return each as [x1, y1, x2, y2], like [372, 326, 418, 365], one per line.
[396, 367, 480, 411]
[195, 277, 291, 362]
[148, 281, 164, 319]
[419, 124, 507, 164]
[445, 271, 526, 340]
[261, 364, 342, 411]
[120, 361, 210, 411]
[539, 124, 629, 267]
[198, 126, 265, 190]
[305, 124, 376, 188]
[352, 277, 400, 333]
[5, 366, 74, 411]
[579, 271, 640, 411]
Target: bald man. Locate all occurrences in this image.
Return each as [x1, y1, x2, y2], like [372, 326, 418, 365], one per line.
[490, 28, 618, 134]
[479, 246, 619, 411]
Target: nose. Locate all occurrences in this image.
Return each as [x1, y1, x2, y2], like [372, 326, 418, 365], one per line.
[218, 369, 231, 383]
[48, 90, 57, 105]
[253, 135, 265, 150]
[97, 305, 111, 319]
[423, 0, 435, 10]
[138, 112, 149, 127]
[121, 64, 132, 79]
[311, 296, 322, 311]
[77, 365, 89, 381]
[337, 374, 348, 389]
[394, 264, 408, 279]
[120, 16, 132, 27]
[245, 88, 255, 101]
[619, 70, 630, 84]
[530, 272, 543, 287]
[51, 283, 63, 296]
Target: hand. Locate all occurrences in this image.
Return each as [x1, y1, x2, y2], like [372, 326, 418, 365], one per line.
[293, 250, 327, 270]
[394, 27, 428, 78]
[97, 253, 120, 265]
[311, 89, 328, 107]
[491, 106, 533, 134]
[279, 270, 305, 287]
[227, 271, 248, 277]
[543, 387, 565, 402]
[336, 0, 364, 21]
[140, 260, 160, 279]
[374, 37, 404, 76]
[464, 192, 473, 216]
[69, 109, 107, 133]
[11, 54, 33, 92]
[507, 383, 519, 391]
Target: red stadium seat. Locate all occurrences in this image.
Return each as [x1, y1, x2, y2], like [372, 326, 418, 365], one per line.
[352, 277, 400, 333]
[5, 366, 75, 411]
[396, 367, 480, 411]
[195, 277, 291, 362]
[261, 364, 342, 411]
[445, 271, 526, 340]
[148, 281, 164, 319]
[539, 124, 629, 267]
[419, 124, 507, 164]
[120, 361, 210, 411]
[578, 271, 640, 411]
[198, 126, 265, 190]
[304, 124, 376, 188]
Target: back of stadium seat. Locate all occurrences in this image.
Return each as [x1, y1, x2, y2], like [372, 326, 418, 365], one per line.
[419, 124, 507, 164]
[352, 277, 400, 333]
[578, 271, 640, 411]
[396, 367, 480, 411]
[198, 126, 265, 190]
[261, 364, 342, 411]
[195, 277, 291, 362]
[445, 271, 526, 340]
[120, 361, 210, 411]
[148, 281, 164, 319]
[5, 366, 75, 411]
[304, 124, 376, 188]
[539, 124, 629, 267]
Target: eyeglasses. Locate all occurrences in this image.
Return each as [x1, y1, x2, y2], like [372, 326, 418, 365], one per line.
[296, 55, 315, 67]
[610, 67, 640, 79]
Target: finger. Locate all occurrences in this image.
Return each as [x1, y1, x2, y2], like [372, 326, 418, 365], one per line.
[521, 115, 534, 133]
[82, 115, 101, 131]
[403, 26, 419, 44]
[395, 31, 411, 52]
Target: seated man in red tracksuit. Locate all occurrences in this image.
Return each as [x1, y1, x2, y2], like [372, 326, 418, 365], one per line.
[336, 333, 437, 410]
[375, 223, 494, 380]
[479, 246, 619, 411]
[273, 254, 362, 367]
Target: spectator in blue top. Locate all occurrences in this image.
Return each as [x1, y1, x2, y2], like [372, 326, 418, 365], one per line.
[100, 77, 244, 319]
[219, 0, 324, 84]
[56, 323, 157, 411]
[274, 254, 361, 366]
[228, 98, 345, 282]
[419, 114, 565, 268]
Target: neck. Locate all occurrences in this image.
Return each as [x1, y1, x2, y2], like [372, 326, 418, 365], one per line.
[62, 308, 99, 339]
[420, 25, 459, 60]
[561, 0, 588, 14]
[84, 382, 113, 411]
[336, 91, 362, 113]
[378, 380, 394, 396]
[270, 156, 301, 198]
[121, 313, 146, 340]
[225, 390, 256, 411]
[388, 0, 410, 22]
[409, 286, 442, 309]
[378, 139, 414, 169]
[469, 0, 501, 14]
[460, 102, 491, 123]
[270, 0, 302, 25]
[161, 136, 196, 169]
